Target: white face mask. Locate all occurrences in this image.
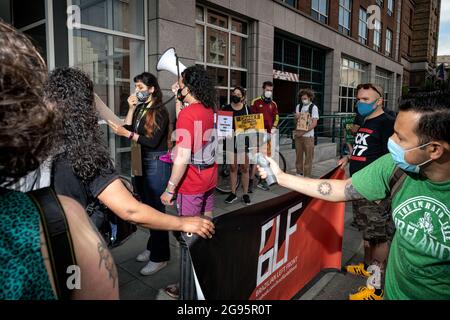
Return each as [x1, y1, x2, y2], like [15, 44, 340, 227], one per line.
[302, 99, 310, 105]
[264, 91, 273, 99]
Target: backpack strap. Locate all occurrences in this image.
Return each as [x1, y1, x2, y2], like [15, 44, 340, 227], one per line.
[378, 166, 407, 215]
[27, 187, 77, 300]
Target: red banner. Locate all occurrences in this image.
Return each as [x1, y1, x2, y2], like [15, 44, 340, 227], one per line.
[187, 167, 346, 300]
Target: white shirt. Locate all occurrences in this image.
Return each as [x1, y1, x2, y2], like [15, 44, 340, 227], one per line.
[295, 103, 319, 137]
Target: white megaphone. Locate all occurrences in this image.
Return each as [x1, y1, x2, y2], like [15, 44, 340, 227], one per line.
[156, 47, 187, 77]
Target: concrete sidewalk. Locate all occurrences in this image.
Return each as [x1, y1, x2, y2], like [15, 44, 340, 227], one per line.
[112, 158, 365, 300]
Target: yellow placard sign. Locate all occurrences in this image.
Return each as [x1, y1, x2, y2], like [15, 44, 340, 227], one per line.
[235, 114, 265, 132]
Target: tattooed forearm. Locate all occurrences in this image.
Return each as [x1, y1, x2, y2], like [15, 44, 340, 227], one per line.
[98, 242, 118, 288]
[318, 182, 332, 196]
[344, 182, 363, 200]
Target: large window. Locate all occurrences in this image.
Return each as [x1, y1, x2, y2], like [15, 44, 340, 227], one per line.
[312, 0, 328, 24]
[339, 57, 368, 113]
[273, 35, 326, 114]
[70, 0, 146, 177]
[339, 0, 352, 36]
[386, 28, 393, 57]
[375, 68, 393, 109]
[387, 0, 394, 16]
[373, 19, 382, 52]
[281, 0, 297, 8]
[358, 8, 368, 45]
[196, 6, 248, 107]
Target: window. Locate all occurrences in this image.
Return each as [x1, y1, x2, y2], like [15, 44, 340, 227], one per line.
[408, 35, 412, 55]
[312, 0, 328, 24]
[339, 0, 352, 36]
[339, 57, 367, 113]
[282, 0, 297, 8]
[358, 8, 368, 45]
[373, 19, 382, 52]
[376, 0, 384, 8]
[386, 29, 393, 56]
[273, 35, 326, 114]
[387, 0, 394, 16]
[70, 0, 146, 177]
[196, 6, 248, 107]
[409, 8, 414, 28]
[375, 68, 393, 109]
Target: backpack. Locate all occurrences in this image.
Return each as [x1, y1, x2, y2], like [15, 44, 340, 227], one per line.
[190, 113, 218, 169]
[27, 187, 77, 300]
[377, 166, 407, 224]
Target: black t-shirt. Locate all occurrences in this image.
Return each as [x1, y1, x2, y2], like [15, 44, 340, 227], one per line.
[349, 112, 395, 176]
[221, 104, 252, 152]
[52, 156, 119, 208]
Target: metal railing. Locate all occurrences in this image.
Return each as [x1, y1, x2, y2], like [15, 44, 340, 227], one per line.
[278, 112, 356, 153]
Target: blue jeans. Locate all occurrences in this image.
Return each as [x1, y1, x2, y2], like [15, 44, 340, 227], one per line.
[133, 151, 171, 262]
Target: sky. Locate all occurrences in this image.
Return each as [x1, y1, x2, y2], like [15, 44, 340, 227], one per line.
[438, 0, 450, 56]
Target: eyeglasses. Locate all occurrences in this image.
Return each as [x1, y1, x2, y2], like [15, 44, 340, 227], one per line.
[356, 83, 382, 98]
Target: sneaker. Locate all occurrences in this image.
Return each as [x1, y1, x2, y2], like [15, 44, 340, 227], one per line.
[140, 261, 168, 276]
[248, 179, 254, 193]
[136, 249, 151, 262]
[257, 180, 270, 191]
[295, 173, 304, 177]
[242, 194, 251, 205]
[225, 193, 238, 204]
[165, 283, 180, 299]
[349, 286, 384, 300]
[343, 262, 371, 278]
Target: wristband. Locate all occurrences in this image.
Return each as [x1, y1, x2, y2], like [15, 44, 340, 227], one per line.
[128, 131, 135, 140]
[168, 180, 176, 187]
[165, 189, 174, 196]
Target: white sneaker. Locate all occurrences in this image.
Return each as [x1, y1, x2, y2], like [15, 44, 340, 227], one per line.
[295, 173, 304, 177]
[136, 249, 151, 262]
[140, 261, 168, 276]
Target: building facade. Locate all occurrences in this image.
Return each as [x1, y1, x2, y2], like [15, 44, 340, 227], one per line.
[400, 0, 441, 90]
[2, 0, 440, 176]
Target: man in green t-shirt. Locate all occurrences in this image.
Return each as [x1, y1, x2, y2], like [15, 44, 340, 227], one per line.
[258, 92, 450, 300]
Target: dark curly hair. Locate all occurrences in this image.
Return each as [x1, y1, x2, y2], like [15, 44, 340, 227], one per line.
[0, 21, 59, 186]
[182, 65, 217, 110]
[45, 67, 114, 182]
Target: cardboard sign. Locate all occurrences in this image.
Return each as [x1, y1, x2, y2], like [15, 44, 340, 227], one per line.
[235, 114, 265, 132]
[131, 141, 142, 176]
[217, 111, 234, 138]
[296, 112, 311, 131]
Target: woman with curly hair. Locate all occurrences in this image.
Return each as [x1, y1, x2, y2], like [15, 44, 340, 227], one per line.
[108, 72, 172, 276]
[0, 21, 118, 299]
[160, 65, 218, 299]
[45, 68, 214, 245]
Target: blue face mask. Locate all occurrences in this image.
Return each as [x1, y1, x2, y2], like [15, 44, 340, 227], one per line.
[388, 138, 432, 173]
[136, 90, 151, 103]
[356, 99, 379, 117]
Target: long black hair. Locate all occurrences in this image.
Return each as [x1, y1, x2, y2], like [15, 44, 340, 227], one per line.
[182, 65, 217, 111]
[45, 67, 114, 182]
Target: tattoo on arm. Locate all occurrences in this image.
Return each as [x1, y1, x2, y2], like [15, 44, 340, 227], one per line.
[318, 182, 332, 196]
[98, 242, 118, 288]
[86, 215, 119, 288]
[344, 182, 363, 201]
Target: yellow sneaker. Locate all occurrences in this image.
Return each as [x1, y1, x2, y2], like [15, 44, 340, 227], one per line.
[349, 286, 384, 300]
[344, 262, 371, 278]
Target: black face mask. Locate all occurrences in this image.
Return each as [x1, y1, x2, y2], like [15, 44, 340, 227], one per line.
[177, 88, 188, 103]
[230, 95, 241, 104]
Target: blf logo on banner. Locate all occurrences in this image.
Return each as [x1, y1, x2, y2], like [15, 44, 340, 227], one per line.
[256, 202, 301, 286]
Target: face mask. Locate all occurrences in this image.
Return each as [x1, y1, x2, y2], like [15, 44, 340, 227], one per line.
[231, 95, 241, 104]
[388, 138, 433, 173]
[302, 99, 310, 105]
[136, 90, 151, 103]
[356, 99, 379, 117]
[264, 91, 273, 100]
[177, 87, 188, 103]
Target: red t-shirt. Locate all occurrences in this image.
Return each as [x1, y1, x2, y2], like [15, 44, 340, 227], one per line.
[250, 97, 279, 132]
[175, 103, 218, 195]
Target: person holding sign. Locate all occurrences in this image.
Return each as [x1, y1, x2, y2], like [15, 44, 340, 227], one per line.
[294, 89, 319, 177]
[221, 87, 252, 206]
